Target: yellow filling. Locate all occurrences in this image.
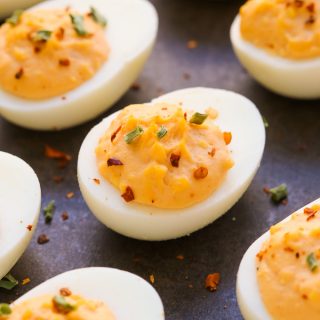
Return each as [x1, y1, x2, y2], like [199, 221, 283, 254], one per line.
[0, 8, 109, 99]
[96, 103, 233, 209]
[240, 0, 320, 59]
[257, 204, 320, 319]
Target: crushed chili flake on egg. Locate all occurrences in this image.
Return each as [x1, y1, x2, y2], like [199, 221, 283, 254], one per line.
[193, 167, 208, 179]
[60, 287, 72, 297]
[107, 158, 123, 166]
[121, 186, 134, 202]
[223, 132, 232, 145]
[111, 126, 122, 142]
[170, 153, 181, 167]
[205, 273, 220, 292]
[15, 68, 24, 79]
[93, 178, 101, 184]
[26, 224, 33, 231]
[59, 58, 70, 67]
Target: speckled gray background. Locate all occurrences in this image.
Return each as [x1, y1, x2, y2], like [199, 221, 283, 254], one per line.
[1, 0, 320, 319]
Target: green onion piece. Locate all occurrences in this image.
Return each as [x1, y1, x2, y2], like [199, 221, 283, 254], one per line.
[307, 252, 318, 272]
[53, 295, 76, 314]
[31, 30, 52, 42]
[0, 304, 11, 315]
[89, 6, 107, 27]
[269, 183, 288, 203]
[157, 126, 167, 139]
[0, 274, 18, 290]
[44, 200, 55, 223]
[189, 112, 208, 125]
[262, 116, 269, 128]
[70, 14, 89, 36]
[6, 10, 23, 26]
[124, 126, 144, 144]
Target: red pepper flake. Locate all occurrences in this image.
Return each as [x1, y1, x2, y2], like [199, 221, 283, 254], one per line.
[304, 207, 318, 221]
[37, 234, 49, 245]
[176, 255, 184, 260]
[306, 2, 315, 12]
[107, 158, 123, 166]
[223, 132, 232, 145]
[59, 58, 70, 67]
[306, 15, 316, 24]
[284, 246, 294, 252]
[294, 0, 304, 7]
[282, 198, 288, 206]
[66, 192, 74, 199]
[15, 68, 24, 79]
[60, 287, 72, 297]
[45, 145, 72, 161]
[53, 176, 64, 183]
[56, 27, 65, 41]
[170, 153, 181, 167]
[187, 40, 198, 49]
[26, 224, 33, 231]
[131, 83, 141, 91]
[193, 167, 208, 179]
[121, 186, 135, 202]
[302, 294, 308, 300]
[34, 46, 41, 53]
[93, 178, 100, 185]
[149, 274, 155, 284]
[22, 278, 31, 285]
[184, 112, 187, 121]
[205, 273, 220, 292]
[183, 73, 191, 80]
[111, 125, 122, 142]
[61, 211, 69, 221]
[208, 147, 216, 157]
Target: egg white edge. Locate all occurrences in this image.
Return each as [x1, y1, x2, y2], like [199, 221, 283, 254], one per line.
[0, 151, 41, 279]
[230, 15, 320, 99]
[77, 87, 266, 241]
[12, 267, 165, 320]
[236, 197, 320, 320]
[0, 0, 158, 129]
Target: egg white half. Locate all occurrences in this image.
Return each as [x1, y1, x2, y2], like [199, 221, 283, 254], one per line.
[13, 267, 164, 320]
[237, 197, 320, 320]
[230, 15, 320, 99]
[0, 0, 42, 19]
[0, 0, 158, 130]
[0, 151, 41, 279]
[78, 87, 266, 241]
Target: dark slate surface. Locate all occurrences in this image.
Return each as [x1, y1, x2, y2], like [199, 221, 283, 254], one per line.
[1, 0, 320, 319]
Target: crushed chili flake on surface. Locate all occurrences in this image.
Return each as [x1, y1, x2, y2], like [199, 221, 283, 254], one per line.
[26, 225, 32, 231]
[66, 192, 74, 199]
[34, 46, 41, 53]
[53, 176, 64, 183]
[307, 2, 315, 12]
[170, 153, 181, 167]
[59, 58, 70, 66]
[45, 145, 71, 161]
[60, 288, 72, 297]
[111, 125, 122, 142]
[56, 27, 65, 40]
[22, 278, 31, 285]
[176, 255, 184, 260]
[107, 158, 124, 166]
[194, 167, 208, 179]
[294, 0, 304, 7]
[306, 15, 316, 24]
[304, 207, 318, 221]
[15, 68, 24, 79]
[187, 40, 198, 49]
[208, 147, 216, 157]
[121, 186, 134, 202]
[149, 274, 155, 284]
[184, 112, 187, 120]
[205, 273, 220, 292]
[223, 132, 232, 145]
[61, 211, 69, 221]
[263, 187, 270, 194]
[183, 72, 191, 80]
[131, 83, 141, 91]
[93, 178, 100, 185]
[37, 234, 49, 245]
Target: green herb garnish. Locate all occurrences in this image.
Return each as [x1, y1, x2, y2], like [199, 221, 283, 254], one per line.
[44, 200, 55, 223]
[189, 112, 208, 125]
[157, 126, 167, 139]
[262, 116, 269, 128]
[70, 14, 89, 36]
[6, 10, 23, 26]
[269, 183, 288, 203]
[0, 274, 18, 290]
[307, 252, 318, 272]
[53, 295, 76, 314]
[0, 304, 11, 315]
[124, 126, 144, 144]
[89, 7, 107, 27]
[31, 30, 52, 42]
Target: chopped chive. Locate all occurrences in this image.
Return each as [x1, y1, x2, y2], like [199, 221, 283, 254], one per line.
[6, 10, 23, 26]
[262, 116, 269, 128]
[0, 274, 18, 290]
[189, 112, 208, 125]
[124, 126, 144, 144]
[31, 30, 52, 42]
[89, 7, 107, 27]
[269, 183, 288, 203]
[53, 295, 76, 314]
[307, 252, 318, 272]
[44, 200, 55, 223]
[70, 14, 89, 36]
[157, 126, 167, 139]
[0, 304, 11, 315]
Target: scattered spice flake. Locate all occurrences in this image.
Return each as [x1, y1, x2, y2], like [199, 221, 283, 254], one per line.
[0, 274, 18, 290]
[149, 274, 155, 284]
[131, 83, 141, 91]
[170, 153, 181, 167]
[34, 46, 41, 53]
[66, 192, 74, 199]
[61, 96, 67, 100]
[307, 2, 315, 12]
[193, 166, 208, 179]
[44, 145, 71, 161]
[107, 158, 124, 166]
[60, 287, 72, 297]
[187, 40, 198, 49]
[294, 0, 304, 7]
[184, 112, 187, 121]
[22, 278, 31, 285]
[59, 58, 70, 67]
[176, 255, 184, 261]
[44, 200, 55, 223]
[208, 147, 216, 157]
[55, 27, 65, 40]
[183, 73, 191, 80]
[111, 125, 122, 142]
[223, 132, 232, 145]
[93, 178, 100, 185]
[306, 15, 316, 24]
[37, 234, 49, 245]
[53, 176, 64, 183]
[61, 211, 69, 221]
[15, 68, 24, 79]
[304, 207, 318, 221]
[263, 186, 270, 194]
[205, 273, 220, 292]
[121, 186, 135, 202]
[26, 224, 32, 231]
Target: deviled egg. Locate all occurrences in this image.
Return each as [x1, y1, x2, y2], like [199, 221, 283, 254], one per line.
[0, 267, 164, 319]
[0, 151, 41, 279]
[237, 198, 320, 320]
[230, 0, 320, 99]
[0, 0, 158, 130]
[78, 87, 265, 240]
[0, 0, 42, 20]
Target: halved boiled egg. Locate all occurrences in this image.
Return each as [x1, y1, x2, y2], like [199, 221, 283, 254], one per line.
[0, 0, 158, 130]
[4, 267, 164, 319]
[230, 0, 320, 99]
[0, 151, 41, 279]
[78, 87, 265, 240]
[237, 198, 320, 320]
[0, 0, 42, 20]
